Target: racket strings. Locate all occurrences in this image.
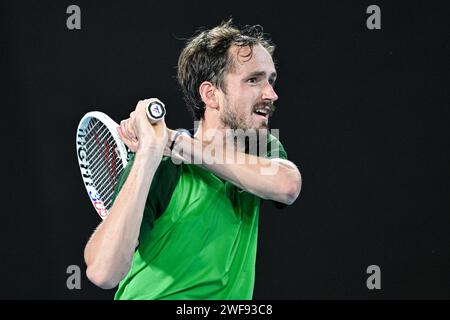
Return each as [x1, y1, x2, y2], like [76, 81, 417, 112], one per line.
[88, 150, 122, 210]
[88, 134, 119, 176]
[85, 120, 115, 155]
[83, 120, 104, 148]
[83, 130, 115, 174]
[85, 119, 118, 168]
[84, 119, 124, 211]
[93, 163, 123, 204]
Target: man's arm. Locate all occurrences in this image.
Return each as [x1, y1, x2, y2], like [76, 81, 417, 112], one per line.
[171, 133, 301, 205]
[84, 99, 167, 289]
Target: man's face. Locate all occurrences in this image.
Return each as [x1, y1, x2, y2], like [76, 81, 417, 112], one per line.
[218, 44, 278, 131]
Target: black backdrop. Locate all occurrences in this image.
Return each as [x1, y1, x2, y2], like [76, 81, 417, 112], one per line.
[1, 0, 449, 299]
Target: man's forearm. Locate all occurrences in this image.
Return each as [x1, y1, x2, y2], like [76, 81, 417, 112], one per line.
[172, 135, 301, 204]
[84, 149, 160, 289]
[203, 155, 301, 204]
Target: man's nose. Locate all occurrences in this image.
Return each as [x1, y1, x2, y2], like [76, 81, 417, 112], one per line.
[262, 82, 278, 102]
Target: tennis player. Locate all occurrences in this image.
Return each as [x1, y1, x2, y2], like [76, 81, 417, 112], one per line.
[84, 20, 302, 299]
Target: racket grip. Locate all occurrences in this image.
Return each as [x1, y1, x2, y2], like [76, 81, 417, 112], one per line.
[146, 101, 166, 124]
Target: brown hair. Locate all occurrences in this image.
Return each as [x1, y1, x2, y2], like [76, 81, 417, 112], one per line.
[177, 19, 275, 120]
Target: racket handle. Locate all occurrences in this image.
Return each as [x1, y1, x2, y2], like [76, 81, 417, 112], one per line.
[146, 101, 166, 124]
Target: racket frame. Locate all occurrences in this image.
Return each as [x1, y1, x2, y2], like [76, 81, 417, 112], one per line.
[76, 111, 128, 219]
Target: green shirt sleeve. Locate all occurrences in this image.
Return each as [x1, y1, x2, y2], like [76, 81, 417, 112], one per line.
[263, 133, 290, 209]
[265, 133, 288, 160]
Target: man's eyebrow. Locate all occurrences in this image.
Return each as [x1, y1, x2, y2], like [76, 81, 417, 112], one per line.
[245, 71, 278, 79]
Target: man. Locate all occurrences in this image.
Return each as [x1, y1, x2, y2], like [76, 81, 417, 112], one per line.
[84, 20, 301, 299]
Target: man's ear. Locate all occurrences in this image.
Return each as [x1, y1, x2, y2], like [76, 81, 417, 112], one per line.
[199, 81, 219, 110]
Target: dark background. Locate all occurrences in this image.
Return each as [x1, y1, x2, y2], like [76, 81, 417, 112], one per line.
[1, 0, 449, 299]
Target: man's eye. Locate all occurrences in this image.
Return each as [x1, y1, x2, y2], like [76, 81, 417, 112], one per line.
[247, 78, 257, 84]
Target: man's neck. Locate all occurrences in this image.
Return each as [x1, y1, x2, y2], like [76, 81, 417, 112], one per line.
[194, 119, 227, 143]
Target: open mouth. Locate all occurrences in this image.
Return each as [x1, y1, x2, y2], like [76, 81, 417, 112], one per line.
[253, 107, 270, 118]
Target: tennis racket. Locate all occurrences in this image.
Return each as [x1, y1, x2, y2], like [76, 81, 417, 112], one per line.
[76, 101, 166, 219]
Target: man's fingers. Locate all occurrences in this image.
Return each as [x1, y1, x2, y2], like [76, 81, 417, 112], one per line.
[118, 125, 131, 144]
[120, 120, 129, 140]
[120, 119, 136, 142]
[117, 126, 138, 152]
[117, 126, 124, 140]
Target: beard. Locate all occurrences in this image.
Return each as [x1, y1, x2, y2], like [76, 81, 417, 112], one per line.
[219, 100, 275, 156]
[220, 101, 277, 156]
[219, 100, 275, 131]
[220, 105, 251, 130]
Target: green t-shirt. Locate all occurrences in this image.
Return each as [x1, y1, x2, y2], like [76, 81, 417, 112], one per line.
[113, 134, 287, 300]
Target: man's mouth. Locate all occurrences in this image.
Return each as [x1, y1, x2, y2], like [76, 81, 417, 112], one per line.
[254, 108, 269, 117]
[253, 104, 274, 118]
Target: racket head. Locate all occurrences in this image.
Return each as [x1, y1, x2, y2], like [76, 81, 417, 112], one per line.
[76, 111, 128, 219]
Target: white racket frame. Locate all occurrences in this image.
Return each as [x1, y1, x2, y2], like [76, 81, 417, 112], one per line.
[76, 111, 128, 219]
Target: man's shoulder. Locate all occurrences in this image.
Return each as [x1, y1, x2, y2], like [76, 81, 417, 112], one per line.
[121, 153, 182, 200]
[151, 156, 182, 190]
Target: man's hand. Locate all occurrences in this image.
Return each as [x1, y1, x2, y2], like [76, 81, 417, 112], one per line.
[117, 98, 168, 155]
